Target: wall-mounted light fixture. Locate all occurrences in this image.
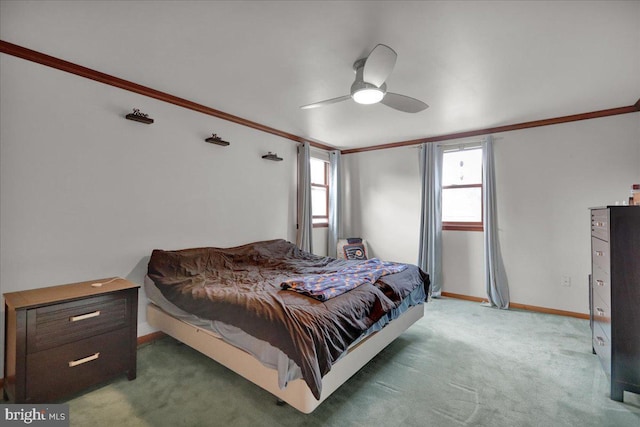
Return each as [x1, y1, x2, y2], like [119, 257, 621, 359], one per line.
[205, 133, 230, 146]
[125, 108, 154, 124]
[262, 152, 283, 161]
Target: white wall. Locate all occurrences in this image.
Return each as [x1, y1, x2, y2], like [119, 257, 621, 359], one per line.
[341, 146, 422, 265]
[0, 54, 298, 370]
[312, 227, 328, 256]
[494, 114, 639, 312]
[342, 112, 640, 314]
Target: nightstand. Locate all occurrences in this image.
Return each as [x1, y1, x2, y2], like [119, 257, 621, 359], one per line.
[3, 277, 139, 403]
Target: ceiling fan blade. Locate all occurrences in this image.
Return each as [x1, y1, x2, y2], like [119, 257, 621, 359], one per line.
[363, 44, 397, 87]
[300, 95, 351, 110]
[380, 92, 429, 113]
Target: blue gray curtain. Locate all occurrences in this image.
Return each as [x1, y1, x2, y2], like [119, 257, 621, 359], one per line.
[328, 150, 342, 258]
[482, 135, 510, 308]
[418, 143, 443, 297]
[297, 142, 313, 253]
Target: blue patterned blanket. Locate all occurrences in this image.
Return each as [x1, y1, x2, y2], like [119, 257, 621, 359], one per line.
[281, 258, 408, 301]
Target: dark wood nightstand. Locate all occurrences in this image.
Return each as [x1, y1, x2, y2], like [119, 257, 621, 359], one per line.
[3, 277, 139, 403]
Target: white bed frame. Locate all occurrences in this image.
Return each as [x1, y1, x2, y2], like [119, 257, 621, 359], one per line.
[147, 302, 424, 413]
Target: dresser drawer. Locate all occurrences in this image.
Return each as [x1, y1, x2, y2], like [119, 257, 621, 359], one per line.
[27, 292, 132, 353]
[591, 209, 609, 241]
[25, 327, 130, 402]
[593, 322, 611, 377]
[591, 264, 611, 308]
[592, 290, 611, 340]
[591, 237, 610, 276]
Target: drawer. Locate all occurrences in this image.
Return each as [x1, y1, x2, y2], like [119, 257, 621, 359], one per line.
[591, 237, 610, 277]
[27, 293, 132, 353]
[591, 209, 609, 241]
[593, 322, 611, 377]
[591, 264, 611, 308]
[592, 290, 611, 340]
[25, 327, 130, 402]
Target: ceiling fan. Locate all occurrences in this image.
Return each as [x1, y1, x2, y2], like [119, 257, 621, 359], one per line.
[300, 44, 428, 113]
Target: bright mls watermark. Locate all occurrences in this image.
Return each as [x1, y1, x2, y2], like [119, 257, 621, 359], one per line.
[1, 405, 69, 426]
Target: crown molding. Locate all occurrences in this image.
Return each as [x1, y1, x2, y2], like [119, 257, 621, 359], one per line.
[341, 103, 640, 154]
[0, 40, 335, 151]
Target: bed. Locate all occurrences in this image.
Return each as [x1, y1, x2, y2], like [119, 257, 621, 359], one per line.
[145, 239, 429, 413]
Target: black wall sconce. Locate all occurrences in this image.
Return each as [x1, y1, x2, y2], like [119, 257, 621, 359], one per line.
[125, 108, 154, 124]
[205, 133, 230, 146]
[262, 152, 283, 161]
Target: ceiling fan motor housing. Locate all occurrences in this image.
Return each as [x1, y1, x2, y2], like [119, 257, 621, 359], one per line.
[351, 58, 387, 104]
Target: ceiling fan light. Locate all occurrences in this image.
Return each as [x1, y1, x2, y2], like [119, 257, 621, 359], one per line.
[353, 88, 384, 105]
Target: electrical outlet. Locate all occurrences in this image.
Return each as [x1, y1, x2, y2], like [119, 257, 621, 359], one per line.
[562, 276, 572, 287]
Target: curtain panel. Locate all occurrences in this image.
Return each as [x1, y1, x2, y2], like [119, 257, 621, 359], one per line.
[328, 150, 342, 258]
[296, 142, 313, 253]
[482, 135, 510, 308]
[418, 142, 443, 297]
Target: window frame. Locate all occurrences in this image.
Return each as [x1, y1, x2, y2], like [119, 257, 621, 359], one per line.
[311, 159, 329, 228]
[441, 148, 484, 232]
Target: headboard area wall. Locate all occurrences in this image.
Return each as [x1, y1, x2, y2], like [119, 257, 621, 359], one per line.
[0, 53, 298, 372]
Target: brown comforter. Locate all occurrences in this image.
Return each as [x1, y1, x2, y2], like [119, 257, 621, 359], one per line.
[147, 239, 429, 399]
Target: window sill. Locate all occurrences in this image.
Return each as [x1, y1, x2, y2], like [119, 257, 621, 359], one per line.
[313, 223, 328, 228]
[443, 223, 484, 232]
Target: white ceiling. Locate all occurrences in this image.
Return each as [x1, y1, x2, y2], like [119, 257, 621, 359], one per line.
[1, 1, 639, 150]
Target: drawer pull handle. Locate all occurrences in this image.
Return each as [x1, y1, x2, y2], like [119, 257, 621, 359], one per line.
[595, 336, 606, 346]
[596, 280, 605, 287]
[596, 307, 606, 316]
[594, 251, 604, 257]
[593, 221, 605, 227]
[70, 311, 101, 322]
[69, 352, 100, 367]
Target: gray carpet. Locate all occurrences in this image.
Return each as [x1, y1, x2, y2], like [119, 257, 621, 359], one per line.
[67, 298, 640, 426]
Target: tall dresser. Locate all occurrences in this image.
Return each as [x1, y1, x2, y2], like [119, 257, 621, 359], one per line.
[590, 206, 640, 402]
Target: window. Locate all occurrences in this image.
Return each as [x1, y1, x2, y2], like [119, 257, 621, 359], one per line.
[310, 158, 329, 227]
[442, 147, 483, 231]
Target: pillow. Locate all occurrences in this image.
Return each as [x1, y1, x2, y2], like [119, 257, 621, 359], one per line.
[343, 243, 367, 260]
[337, 238, 369, 260]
